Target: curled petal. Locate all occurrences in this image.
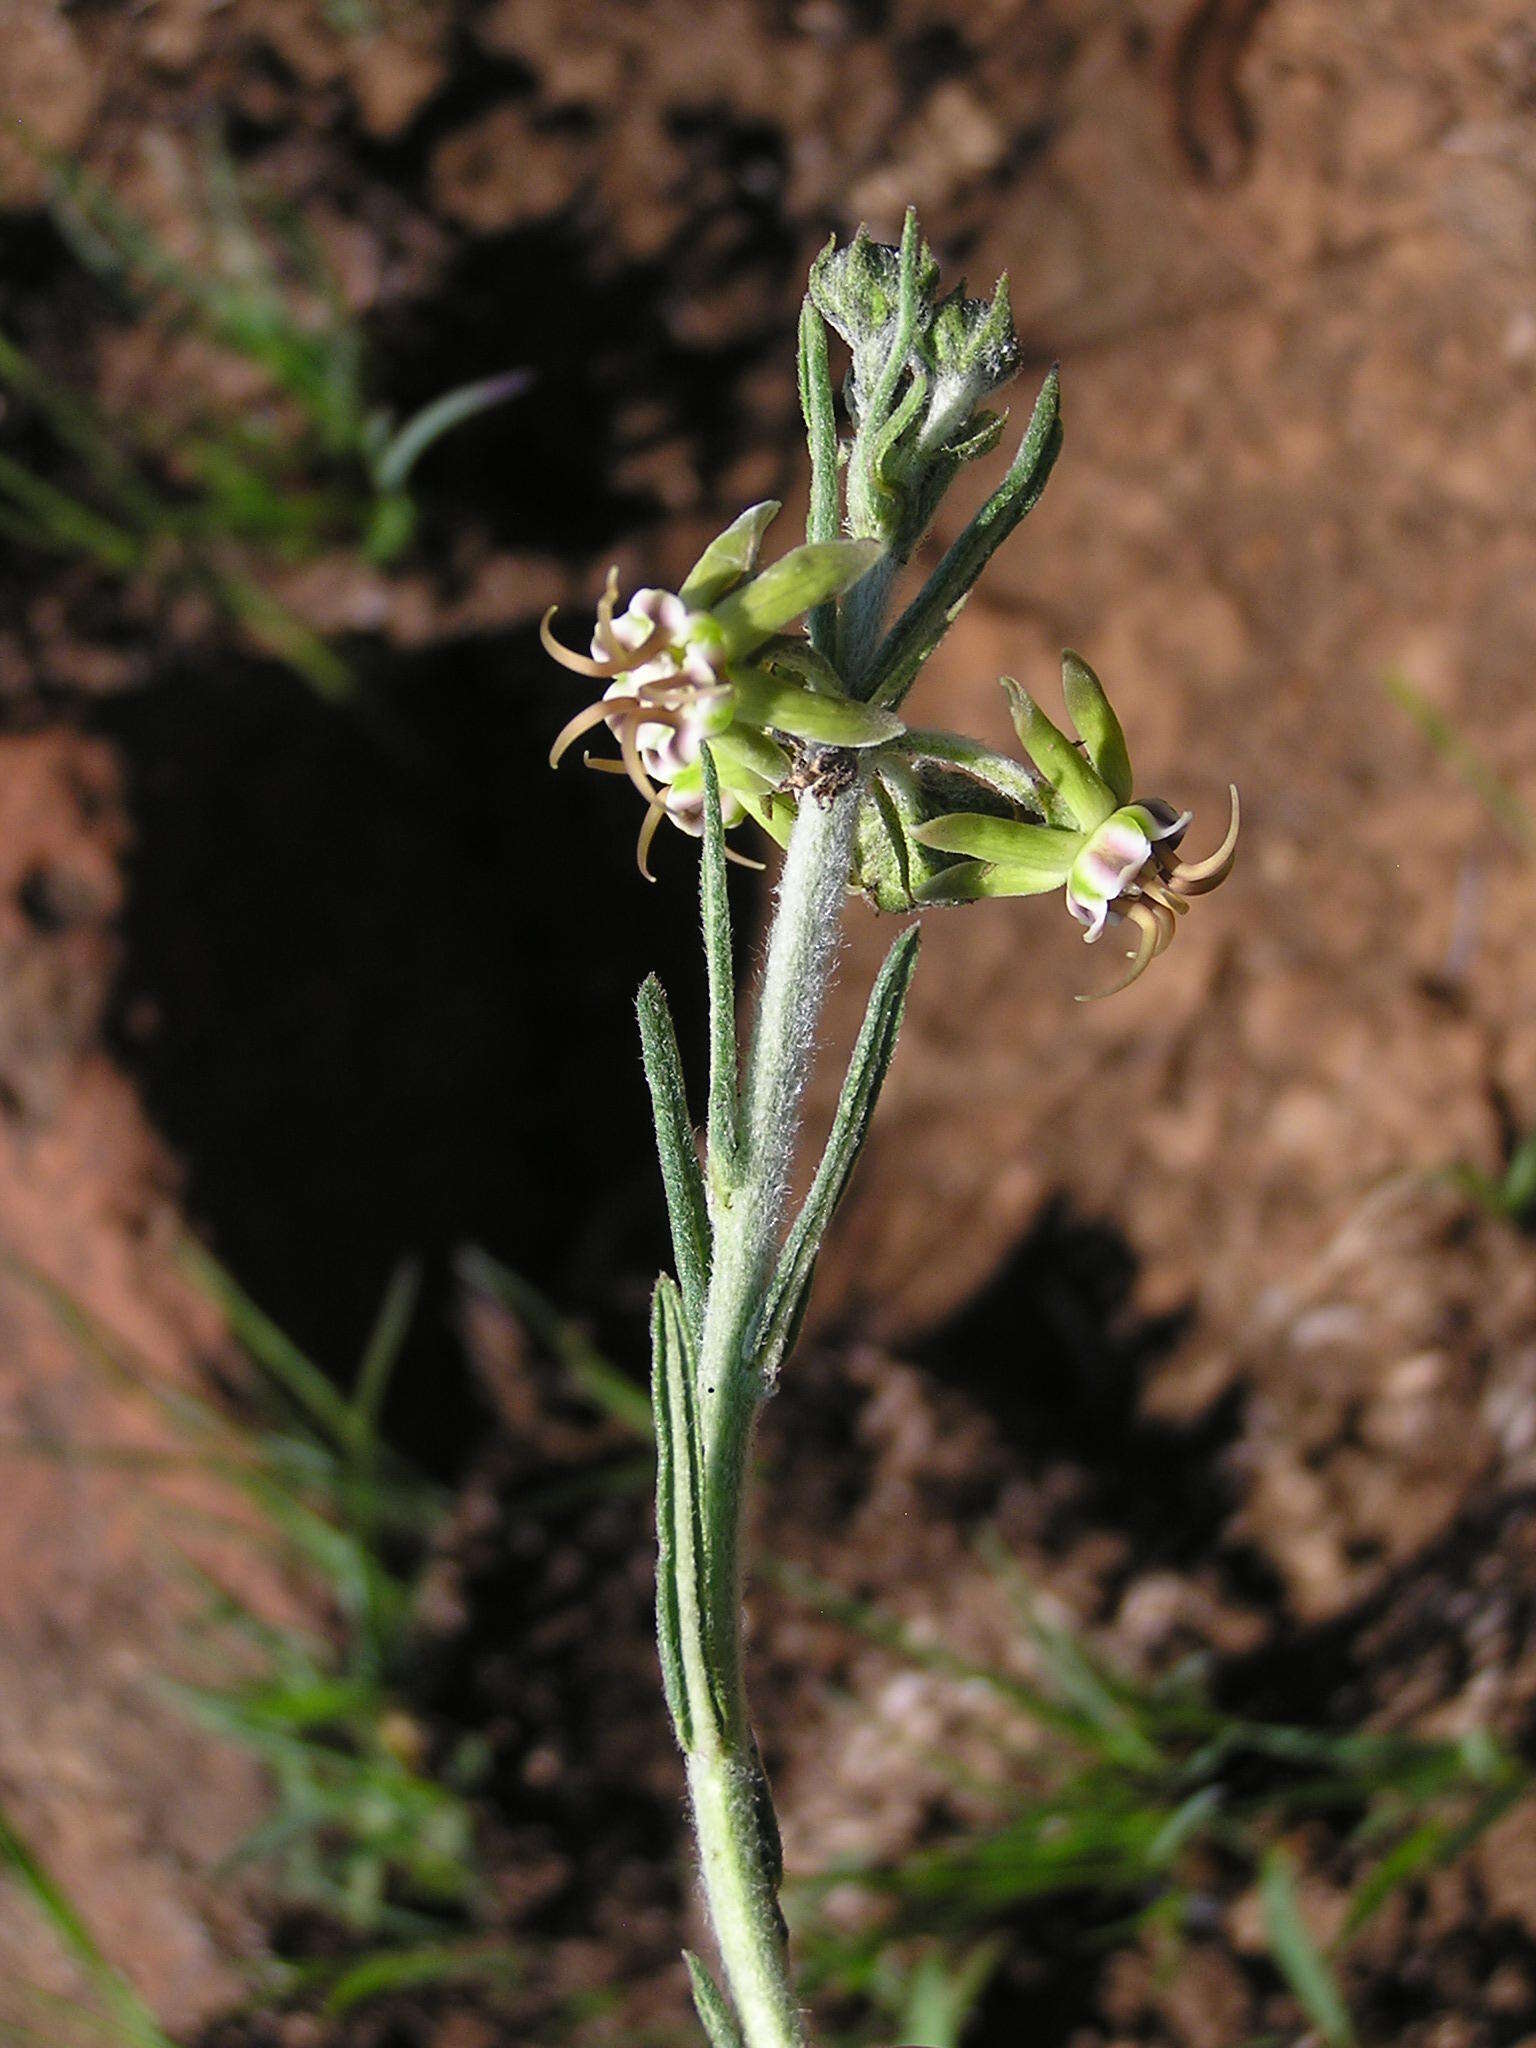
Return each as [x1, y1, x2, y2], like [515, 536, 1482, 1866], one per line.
[1138, 875, 1189, 917]
[541, 606, 615, 679]
[617, 711, 661, 804]
[635, 796, 668, 881]
[1165, 784, 1240, 894]
[549, 696, 620, 768]
[1076, 900, 1174, 1003]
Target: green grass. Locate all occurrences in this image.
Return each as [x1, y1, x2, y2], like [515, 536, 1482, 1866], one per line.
[777, 1539, 1526, 2047]
[0, 138, 525, 697]
[1385, 667, 1536, 1226]
[0, 1239, 485, 1953]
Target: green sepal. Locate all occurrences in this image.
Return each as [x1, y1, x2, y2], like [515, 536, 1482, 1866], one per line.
[636, 978, 711, 1342]
[750, 926, 920, 1383]
[731, 666, 903, 748]
[709, 725, 791, 792]
[680, 501, 781, 611]
[711, 540, 884, 659]
[1061, 649, 1133, 805]
[736, 790, 796, 850]
[911, 858, 1050, 903]
[752, 637, 850, 698]
[912, 811, 1080, 883]
[684, 1952, 745, 2048]
[1003, 678, 1116, 833]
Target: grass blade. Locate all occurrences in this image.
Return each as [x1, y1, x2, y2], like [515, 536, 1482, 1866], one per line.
[0, 1802, 175, 2048]
[1260, 1849, 1355, 2048]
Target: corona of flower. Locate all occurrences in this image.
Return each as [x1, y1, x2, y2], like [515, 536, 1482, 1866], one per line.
[913, 652, 1239, 997]
[542, 503, 901, 877]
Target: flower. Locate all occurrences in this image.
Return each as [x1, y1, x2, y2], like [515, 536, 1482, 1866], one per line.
[543, 504, 901, 877]
[911, 652, 1239, 997]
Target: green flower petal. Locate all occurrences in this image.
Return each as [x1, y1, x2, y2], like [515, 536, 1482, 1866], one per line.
[912, 811, 1081, 882]
[1002, 678, 1117, 833]
[679, 501, 782, 610]
[711, 539, 884, 658]
[1061, 650, 1133, 804]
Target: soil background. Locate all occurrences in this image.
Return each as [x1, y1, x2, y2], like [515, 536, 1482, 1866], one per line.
[3, 2, 1536, 2044]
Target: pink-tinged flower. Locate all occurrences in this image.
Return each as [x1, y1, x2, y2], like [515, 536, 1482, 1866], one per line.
[911, 653, 1239, 997]
[542, 504, 900, 878]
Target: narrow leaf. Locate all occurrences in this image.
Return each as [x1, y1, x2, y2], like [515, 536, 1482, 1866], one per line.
[731, 667, 904, 748]
[867, 366, 1062, 709]
[1061, 649, 1133, 804]
[636, 977, 711, 1339]
[651, 1282, 691, 1751]
[798, 293, 840, 548]
[1260, 1850, 1356, 2048]
[752, 927, 920, 1380]
[685, 1950, 745, 2048]
[711, 540, 884, 658]
[912, 812, 1079, 880]
[699, 748, 739, 1180]
[651, 1277, 722, 1745]
[681, 500, 782, 611]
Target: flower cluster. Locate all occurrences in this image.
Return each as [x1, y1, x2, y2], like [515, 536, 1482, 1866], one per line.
[542, 505, 900, 877]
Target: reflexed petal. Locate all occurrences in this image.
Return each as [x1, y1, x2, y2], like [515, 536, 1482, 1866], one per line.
[1061, 650, 1133, 804]
[711, 539, 885, 657]
[1002, 679, 1116, 833]
[911, 811, 1081, 883]
[679, 501, 782, 609]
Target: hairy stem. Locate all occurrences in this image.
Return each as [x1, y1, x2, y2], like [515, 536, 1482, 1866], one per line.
[690, 779, 859, 2048]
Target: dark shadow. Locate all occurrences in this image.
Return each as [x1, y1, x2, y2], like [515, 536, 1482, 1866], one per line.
[909, 1197, 1256, 1575]
[93, 625, 738, 1475]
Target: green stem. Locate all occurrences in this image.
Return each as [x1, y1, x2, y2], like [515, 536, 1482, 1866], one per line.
[689, 781, 859, 2048]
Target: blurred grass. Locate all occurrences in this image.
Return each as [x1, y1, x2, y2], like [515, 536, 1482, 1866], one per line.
[1385, 667, 1536, 1226]
[0, 1239, 526, 2035]
[777, 1539, 1526, 2047]
[0, 137, 525, 697]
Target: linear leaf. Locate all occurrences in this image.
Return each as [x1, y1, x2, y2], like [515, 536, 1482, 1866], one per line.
[751, 926, 920, 1381]
[684, 1951, 745, 2048]
[699, 748, 739, 1182]
[797, 292, 840, 656]
[651, 1277, 721, 1749]
[867, 367, 1062, 709]
[636, 976, 711, 1339]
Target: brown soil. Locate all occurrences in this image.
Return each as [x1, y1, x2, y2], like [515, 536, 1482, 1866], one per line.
[3, 2, 1536, 2044]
